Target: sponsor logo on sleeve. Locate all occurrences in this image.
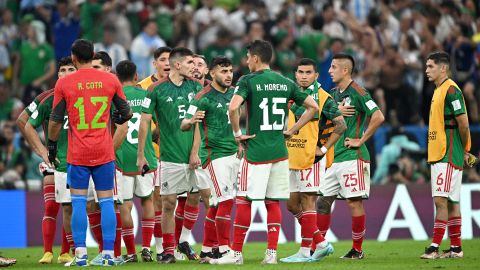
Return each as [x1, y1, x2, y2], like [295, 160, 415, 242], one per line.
[451, 100, 461, 111]
[141, 97, 151, 108]
[366, 100, 378, 110]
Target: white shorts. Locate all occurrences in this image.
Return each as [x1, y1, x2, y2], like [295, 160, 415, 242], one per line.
[431, 162, 462, 202]
[319, 160, 370, 199]
[289, 158, 325, 193]
[54, 171, 96, 203]
[116, 170, 156, 202]
[155, 161, 161, 187]
[160, 161, 210, 195]
[237, 159, 289, 200]
[203, 154, 241, 203]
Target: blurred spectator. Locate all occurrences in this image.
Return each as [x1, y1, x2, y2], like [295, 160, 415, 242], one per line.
[0, 122, 28, 189]
[103, 0, 132, 50]
[274, 30, 295, 79]
[0, 9, 18, 48]
[347, 0, 374, 24]
[0, 43, 10, 83]
[149, 0, 174, 44]
[296, 14, 326, 61]
[94, 25, 128, 70]
[130, 19, 166, 79]
[192, 0, 228, 50]
[225, 0, 258, 40]
[203, 28, 239, 66]
[50, 0, 80, 61]
[0, 84, 23, 123]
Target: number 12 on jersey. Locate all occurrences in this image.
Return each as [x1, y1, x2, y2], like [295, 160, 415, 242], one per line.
[259, 97, 287, 131]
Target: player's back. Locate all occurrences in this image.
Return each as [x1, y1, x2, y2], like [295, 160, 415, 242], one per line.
[236, 69, 305, 163]
[56, 68, 123, 166]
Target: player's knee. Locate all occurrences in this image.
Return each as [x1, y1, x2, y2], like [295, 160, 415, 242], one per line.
[286, 200, 301, 214]
[62, 204, 72, 217]
[316, 197, 334, 214]
[86, 200, 99, 213]
[434, 197, 448, 210]
[186, 193, 200, 205]
[346, 197, 363, 209]
[162, 197, 176, 213]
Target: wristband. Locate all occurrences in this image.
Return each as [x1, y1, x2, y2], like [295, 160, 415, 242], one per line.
[320, 146, 328, 154]
[233, 130, 242, 137]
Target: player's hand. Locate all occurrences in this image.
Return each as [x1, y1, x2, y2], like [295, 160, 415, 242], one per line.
[344, 137, 362, 148]
[236, 143, 245, 159]
[315, 146, 326, 157]
[189, 153, 201, 169]
[235, 134, 256, 143]
[136, 155, 148, 172]
[189, 111, 205, 125]
[464, 152, 479, 168]
[47, 139, 58, 168]
[283, 129, 297, 140]
[339, 100, 355, 117]
[112, 109, 132, 124]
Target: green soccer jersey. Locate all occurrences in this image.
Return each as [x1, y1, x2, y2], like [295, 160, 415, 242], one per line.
[142, 77, 203, 163]
[116, 86, 157, 174]
[331, 81, 379, 162]
[186, 84, 238, 166]
[318, 97, 342, 127]
[438, 86, 467, 168]
[28, 94, 69, 172]
[25, 89, 54, 117]
[235, 69, 308, 163]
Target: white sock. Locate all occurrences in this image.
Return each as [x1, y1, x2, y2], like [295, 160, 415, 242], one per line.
[300, 247, 310, 257]
[155, 237, 164, 253]
[202, 246, 212, 253]
[179, 227, 191, 243]
[431, 243, 439, 248]
[219, 245, 230, 253]
[317, 240, 328, 249]
[75, 247, 87, 257]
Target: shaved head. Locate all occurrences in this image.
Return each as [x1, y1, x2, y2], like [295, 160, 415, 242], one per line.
[332, 53, 355, 75]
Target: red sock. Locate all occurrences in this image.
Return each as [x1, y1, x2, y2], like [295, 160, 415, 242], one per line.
[183, 203, 199, 230]
[174, 197, 186, 244]
[232, 197, 251, 252]
[265, 200, 281, 250]
[162, 233, 175, 255]
[301, 211, 324, 248]
[42, 184, 59, 253]
[432, 219, 447, 246]
[114, 211, 122, 257]
[203, 207, 218, 248]
[216, 199, 234, 247]
[317, 213, 331, 237]
[448, 216, 462, 246]
[352, 215, 366, 251]
[154, 211, 163, 239]
[88, 211, 103, 252]
[122, 226, 136, 255]
[60, 227, 70, 254]
[65, 232, 74, 254]
[142, 218, 155, 249]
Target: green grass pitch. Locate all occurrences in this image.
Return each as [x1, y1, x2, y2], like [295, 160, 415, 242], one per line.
[1, 240, 479, 269]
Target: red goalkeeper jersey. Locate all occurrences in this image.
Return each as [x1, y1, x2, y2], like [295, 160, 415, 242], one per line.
[51, 68, 129, 166]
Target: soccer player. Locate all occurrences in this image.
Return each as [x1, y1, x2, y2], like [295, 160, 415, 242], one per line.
[17, 57, 76, 264]
[211, 40, 318, 265]
[137, 46, 171, 260]
[47, 39, 132, 266]
[114, 60, 157, 262]
[137, 47, 211, 264]
[421, 52, 472, 259]
[281, 58, 346, 263]
[316, 53, 384, 259]
[181, 56, 241, 262]
[174, 54, 210, 254]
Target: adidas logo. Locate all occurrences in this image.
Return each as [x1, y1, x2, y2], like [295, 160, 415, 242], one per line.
[436, 187, 442, 192]
[177, 96, 184, 100]
[217, 103, 223, 108]
[167, 97, 173, 102]
[269, 227, 277, 232]
[306, 183, 312, 187]
[352, 187, 357, 192]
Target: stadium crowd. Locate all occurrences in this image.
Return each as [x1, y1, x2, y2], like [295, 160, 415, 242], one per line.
[1, 0, 480, 189]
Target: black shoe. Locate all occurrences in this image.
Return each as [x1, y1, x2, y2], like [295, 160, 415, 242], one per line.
[341, 248, 365, 259]
[420, 246, 439, 259]
[156, 252, 164, 262]
[212, 248, 221, 259]
[158, 253, 176, 264]
[178, 241, 199, 260]
[122, 254, 138, 263]
[141, 248, 153, 262]
[199, 251, 215, 264]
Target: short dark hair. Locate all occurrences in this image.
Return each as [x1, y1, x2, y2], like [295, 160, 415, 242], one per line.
[71, 39, 94, 63]
[427, 51, 450, 66]
[193, 54, 208, 65]
[169, 47, 194, 63]
[154, 46, 172, 60]
[93, 51, 112, 67]
[332, 53, 355, 74]
[296, 58, 317, 72]
[246, 40, 273, 63]
[57, 56, 73, 70]
[116, 60, 136, 82]
[209, 56, 232, 70]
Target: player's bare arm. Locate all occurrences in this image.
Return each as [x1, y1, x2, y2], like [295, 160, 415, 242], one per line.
[284, 95, 319, 139]
[137, 112, 152, 171]
[15, 110, 30, 142]
[112, 122, 128, 151]
[24, 121, 49, 163]
[316, 115, 347, 157]
[455, 113, 471, 165]
[189, 124, 202, 169]
[180, 110, 205, 131]
[229, 94, 255, 141]
[344, 109, 384, 148]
